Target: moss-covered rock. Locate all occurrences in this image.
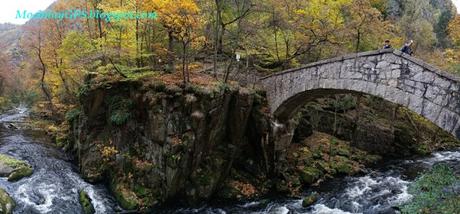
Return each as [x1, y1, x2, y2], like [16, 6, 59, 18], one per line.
[294, 95, 460, 159]
[8, 166, 33, 182]
[0, 188, 15, 214]
[299, 167, 323, 184]
[0, 154, 33, 182]
[112, 181, 140, 210]
[287, 132, 380, 188]
[302, 192, 318, 207]
[79, 190, 95, 214]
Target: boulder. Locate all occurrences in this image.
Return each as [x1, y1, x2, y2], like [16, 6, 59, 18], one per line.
[0, 154, 33, 182]
[0, 188, 15, 214]
[302, 192, 318, 207]
[79, 190, 95, 214]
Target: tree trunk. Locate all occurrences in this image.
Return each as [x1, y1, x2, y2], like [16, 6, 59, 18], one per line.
[182, 42, 188, 85]
[37, 32, 53, 107]
[167, 31, 175, 73]
[213, 0, 222, 78]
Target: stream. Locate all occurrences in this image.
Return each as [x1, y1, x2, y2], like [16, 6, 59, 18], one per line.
[166, 147, 460, 213]
[0, 107, 120, 213]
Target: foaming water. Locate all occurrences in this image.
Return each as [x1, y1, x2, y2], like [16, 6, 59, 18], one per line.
[0, 107, 120, 213]
[160, 148, 460, 214]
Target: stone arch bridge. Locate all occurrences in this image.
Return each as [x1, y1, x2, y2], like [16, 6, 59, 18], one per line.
[260, 49, 460, 139]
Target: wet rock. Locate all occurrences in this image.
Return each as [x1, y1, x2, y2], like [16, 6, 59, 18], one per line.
[112, 181, 140, 210]
[302, 192, 318, 207]
[8, 166, 33, 182]
[0, 188, 15, 214]
[79, 190, 95, 214]
[0, 154, 33, 182]
[7, 124, 18, 130]
[0, 163, 14, 177]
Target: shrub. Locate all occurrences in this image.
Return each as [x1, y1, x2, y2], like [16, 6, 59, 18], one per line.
[327, 95, 357, 112]
[107, 96, 133, 126]
[65, 108, 81, 122]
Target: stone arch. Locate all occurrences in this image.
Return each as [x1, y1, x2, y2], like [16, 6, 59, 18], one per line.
[261, 49, 460, 139]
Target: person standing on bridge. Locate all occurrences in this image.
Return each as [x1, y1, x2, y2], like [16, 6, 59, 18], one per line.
[401, 40, 414, 55]
[383, 40, 392, 49]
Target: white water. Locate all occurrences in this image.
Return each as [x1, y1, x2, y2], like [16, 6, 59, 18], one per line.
[164, 148, 460, 214]
[0, 107, 120, 213]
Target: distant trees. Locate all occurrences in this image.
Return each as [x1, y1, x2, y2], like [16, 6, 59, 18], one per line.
[9, 0, 460, 107]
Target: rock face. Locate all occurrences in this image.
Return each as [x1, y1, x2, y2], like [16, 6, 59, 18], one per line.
[66, 77, 273, 210]
[293, 95, 460, 158]
[261, 49, 460, 139]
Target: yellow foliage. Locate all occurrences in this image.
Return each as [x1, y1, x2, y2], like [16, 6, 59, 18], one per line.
[100, 146, 119, 162]
[448, 15, 460, 46]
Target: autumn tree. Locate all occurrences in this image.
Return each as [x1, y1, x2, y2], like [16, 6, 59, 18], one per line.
[448, 15, 460, 46]
[151, 0, 204, 84]
[343, 0, 387, 52]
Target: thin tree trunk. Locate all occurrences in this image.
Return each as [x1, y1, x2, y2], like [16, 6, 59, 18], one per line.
[37, 31, 53, 107]
[213, 0, 221, 78]
[182, 43, 187, 85]
[167, 31, 175, 73]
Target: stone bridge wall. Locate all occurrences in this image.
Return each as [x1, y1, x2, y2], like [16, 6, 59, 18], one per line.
[261, 49, 460, 139]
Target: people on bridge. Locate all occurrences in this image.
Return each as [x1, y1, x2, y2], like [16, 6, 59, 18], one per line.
[383, 40, 392, 49]
[401, 40, 414, 55]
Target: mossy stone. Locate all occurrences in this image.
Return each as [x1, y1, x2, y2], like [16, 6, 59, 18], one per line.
[112, 182, 140, 210]
[300, 167, 322, 184]
[0, 154, 33, 182]
[302, 192, 318, 207]
[0, 188, 15, 214]
[8, 166, 33, 182]
[79, 190, 95, 214]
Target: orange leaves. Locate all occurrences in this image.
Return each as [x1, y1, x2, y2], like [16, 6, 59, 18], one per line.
[151, 0, 202, 39]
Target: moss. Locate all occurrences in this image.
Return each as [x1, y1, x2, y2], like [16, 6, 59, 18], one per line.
[0, 154, 33, 182]
[302, 192, 318, 207]
[300, 167, 323, 184]
[0, 188, 15, 214]
[400, 164, 460, 214]
[336, 146, 351, 157]
[112, 182, 140, 210]
[8, 166, 33, 182]
[0, 154, 30, 169]
[79, 190, 95, 214]
[333, 161, 353, 174]
[133, 184, 151, 198]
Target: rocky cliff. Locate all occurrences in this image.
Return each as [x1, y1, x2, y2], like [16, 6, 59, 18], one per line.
[62, 75, 274, 211]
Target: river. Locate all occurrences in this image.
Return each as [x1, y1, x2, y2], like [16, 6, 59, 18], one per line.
[0, 107, 120, 213]
[0, 107, 459, 214]
[164, 147, 460, 213]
